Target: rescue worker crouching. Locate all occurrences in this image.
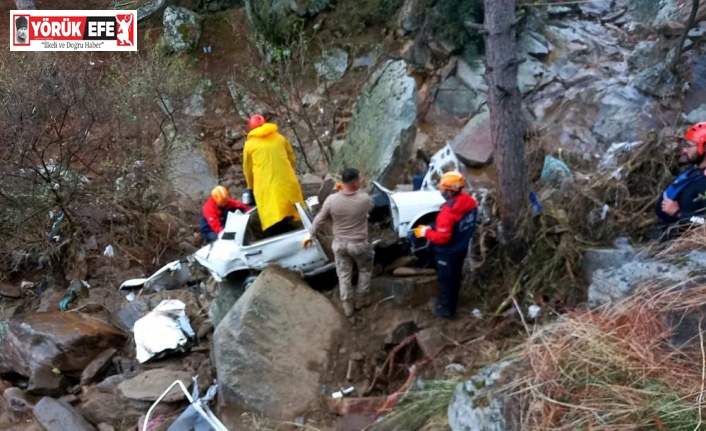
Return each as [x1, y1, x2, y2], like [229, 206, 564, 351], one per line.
[303, 168, 374, 318]
[413, 172, 477, 319]
[200, 185, 250, 243]
[243, 114, 306, 238]
[655, 121, 706, 239]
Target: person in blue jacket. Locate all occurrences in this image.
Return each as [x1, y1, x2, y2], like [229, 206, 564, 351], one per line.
[655, 122, 706, 238]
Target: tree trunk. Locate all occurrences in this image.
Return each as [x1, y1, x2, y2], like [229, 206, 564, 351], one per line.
[484, 0, 527, 247]
[14, 0, 37, 9]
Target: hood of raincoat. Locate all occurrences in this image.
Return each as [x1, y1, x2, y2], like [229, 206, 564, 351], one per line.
[247, 123, 278, 139]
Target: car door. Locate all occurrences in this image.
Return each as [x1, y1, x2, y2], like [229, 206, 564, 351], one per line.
[240, 203, 330, 274]
[420, 143, 466, 191]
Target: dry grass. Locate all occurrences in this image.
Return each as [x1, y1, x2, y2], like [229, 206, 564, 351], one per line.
[367, 379, 460, 431]
[508, 282, 706, 430]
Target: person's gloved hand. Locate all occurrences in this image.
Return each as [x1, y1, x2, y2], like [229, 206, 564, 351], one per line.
[413, 225, 429, 238]
[302, 237, 314, 249]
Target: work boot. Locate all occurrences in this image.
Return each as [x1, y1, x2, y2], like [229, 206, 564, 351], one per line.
[355, 291, 372, 310]
[342, 300, 355, 317]
[433, 304, 456, 320]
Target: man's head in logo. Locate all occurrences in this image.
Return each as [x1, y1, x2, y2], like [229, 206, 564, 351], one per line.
[15, 16, 28, 44]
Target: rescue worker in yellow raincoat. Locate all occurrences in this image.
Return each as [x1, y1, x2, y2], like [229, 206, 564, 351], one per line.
[243, 114, 305, 237]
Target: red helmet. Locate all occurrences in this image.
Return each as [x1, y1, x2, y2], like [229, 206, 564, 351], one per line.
[248, 114, 265, 130]
[685, 122, 706, 155]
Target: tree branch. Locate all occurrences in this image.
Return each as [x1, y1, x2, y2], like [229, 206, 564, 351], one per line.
[464, 21, 489, 35]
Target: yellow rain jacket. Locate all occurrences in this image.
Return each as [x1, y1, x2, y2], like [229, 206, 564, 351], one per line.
[243, 123, 305, 231]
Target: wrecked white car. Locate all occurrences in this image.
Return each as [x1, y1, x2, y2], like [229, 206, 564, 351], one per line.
[120, 144, 471, 291]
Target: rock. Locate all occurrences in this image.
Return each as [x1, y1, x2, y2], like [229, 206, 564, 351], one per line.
[77, 379, 151, 426]
[456, 59, 487, 93]
[34, 397, 97, 431]
[448, 360, 517, 431]
[384, 321, 418, 345]
[0, 312, 126, 392]
[401, 37, 431, 70]
[119, 300, 149, 331]
[201, 0, 242, 12]
[208, 277, 247, 330]
[392, 267, 436, 277]
[80, 348, 117, 386]
[652, 1, 681, 29]
[227, 80, 273, 121]
[29, 366, 69, 396]
[148, 212, 188, 237]
[329, 60, 417, 188]
[301, 173, 324, 198]
[517, 55, 548, 94]
[579, 0, 612, 17]
[97, 423, 115, 431]
[353, 50, 378, 70]
[370, 276, 438, 307]
[244, 0, 331, 40]
[433, 77, 484, 118]
[118, 369, 192, 403]
[214, 267, 346, 420]
[686, 103, 706, 124]
[137, 0, 169, 23]
[159, 128, 218, 203]
[315, 48, 349, 81]
[415, 328, 451, 358]
[397, 0, 427, 33]
[184, 79, 212, 117]
[656, 20, 685, 38]
[581, 241, 636, 284]
[547, 6, 573, 16]
[4, 387, 36, 412]
[0, 282, 21, 298]
[450, 108, 492, 167]
[626, 41, 660, 71]
[162, 6, 202, 53]
[588, 251, 706, 307]
[518, 31, 552, 59]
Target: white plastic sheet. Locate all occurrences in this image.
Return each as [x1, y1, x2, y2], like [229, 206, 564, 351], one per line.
[133, 299, 195, 363]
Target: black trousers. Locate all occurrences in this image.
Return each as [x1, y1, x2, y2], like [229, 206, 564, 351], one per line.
[435, 253, 465, 316]
[263, 216, 295, 238]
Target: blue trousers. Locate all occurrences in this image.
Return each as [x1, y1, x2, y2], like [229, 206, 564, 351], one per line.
[435, 253, 465, 317]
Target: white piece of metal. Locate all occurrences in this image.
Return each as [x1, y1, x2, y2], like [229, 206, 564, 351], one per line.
[143, 380, 229, 431]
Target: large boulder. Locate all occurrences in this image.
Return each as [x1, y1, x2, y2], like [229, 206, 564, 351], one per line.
[450, 108, 492, 167]
[158, 127, 219, 204]
[588, 250, 706, 307]
[213, 267, 346, 420]
[0, 312, 126, 394]
[329, 60, 417, 188]
[33, 397, 96, 431]
[162, 6, 203, 53]
[528, 18, 659, 154]
[244, 0, 331, 41]
[315, 48, 349, 81]
[448, 360, 519, 431]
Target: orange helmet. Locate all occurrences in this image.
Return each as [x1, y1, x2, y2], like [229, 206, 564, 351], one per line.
[685, 122, 706, 155]
[248, 114, 266, 130]
[438, 171, 465, 192]
[211, 185, 229, 206]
